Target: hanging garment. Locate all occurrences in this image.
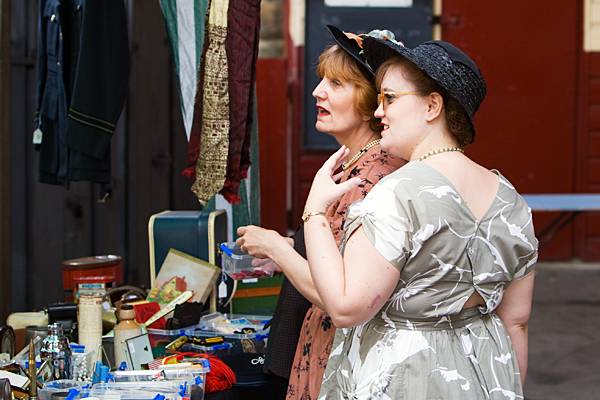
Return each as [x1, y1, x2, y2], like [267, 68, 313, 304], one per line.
[220, 0, 261, 203]
[35, 0, 129, 185]
[159, 0, 209, 143]
[191, 0, 230, 206]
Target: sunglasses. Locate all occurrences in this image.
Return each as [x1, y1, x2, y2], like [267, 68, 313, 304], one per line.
[378, 90, 420, 110]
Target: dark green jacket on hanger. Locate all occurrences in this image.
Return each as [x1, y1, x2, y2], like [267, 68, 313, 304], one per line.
[35, 0, 129, 185]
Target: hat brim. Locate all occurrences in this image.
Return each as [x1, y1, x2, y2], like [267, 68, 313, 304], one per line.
[363, 36, 477, 141]
[326, 25, 374, 77]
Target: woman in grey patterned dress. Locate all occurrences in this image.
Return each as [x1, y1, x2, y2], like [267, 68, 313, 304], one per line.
[300, 34, 538, 399]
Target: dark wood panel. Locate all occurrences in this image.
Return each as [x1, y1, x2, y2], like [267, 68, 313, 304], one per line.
[28, 182, 67, 308]
[63, 184, 93, 260]
[9, 64, 28, 311]
[92, 115, 128, 260]
[1, 0, 12, 320]
[170, 71, 198, 212]
[256, 58, 287, 234]
[127, 0, 173, 287]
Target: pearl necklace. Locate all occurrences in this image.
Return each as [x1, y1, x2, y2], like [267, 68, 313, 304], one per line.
[341, 139, 381, 171]
[418, 146, 464, 162]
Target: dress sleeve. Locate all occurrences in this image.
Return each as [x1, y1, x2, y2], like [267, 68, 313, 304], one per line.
[341, 177, 413, 271]
[508, 198, 539, 280]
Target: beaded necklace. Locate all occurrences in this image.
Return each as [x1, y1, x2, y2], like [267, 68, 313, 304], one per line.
[418, 146, 463, 162]
[341, 139, 381, 171]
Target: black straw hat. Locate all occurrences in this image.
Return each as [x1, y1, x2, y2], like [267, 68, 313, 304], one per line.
[362, 35, 487, 127]
[326, 25, 374, 78]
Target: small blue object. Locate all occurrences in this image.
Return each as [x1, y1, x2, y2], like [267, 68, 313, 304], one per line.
[24, 360, 42, 369]
[92, 362, 110, 384]
[80, 384, 90, 399]
[92, 361, 102, 384]
[118, 361, 128, 371]
[219, 243, 234, 257]
[69, 344, 86, 353]
[65, 388, 80, 400]
[178, 382, 188, 397]
[100, 366, 110, 383]
[200, 358, 210, 370]
[210, 343, 232, 351]
[152, 395, 165, 400]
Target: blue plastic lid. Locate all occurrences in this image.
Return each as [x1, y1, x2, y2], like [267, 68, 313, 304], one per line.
[69, 344, 86, 353]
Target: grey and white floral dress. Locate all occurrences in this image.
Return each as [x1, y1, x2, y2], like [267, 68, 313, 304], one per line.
[318, 161, 538, 400]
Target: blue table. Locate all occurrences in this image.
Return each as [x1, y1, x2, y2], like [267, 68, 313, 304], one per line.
[522, 194, 600, 245]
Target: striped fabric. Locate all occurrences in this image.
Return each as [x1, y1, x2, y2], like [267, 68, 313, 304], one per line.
[159, 0, 209, 141]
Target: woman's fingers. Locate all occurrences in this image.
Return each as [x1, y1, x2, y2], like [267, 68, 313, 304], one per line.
[332, 147, 350, 172]
[332, 171, 344, 182]
[336, 177, 362, 195]
[322, 146, 349, 173]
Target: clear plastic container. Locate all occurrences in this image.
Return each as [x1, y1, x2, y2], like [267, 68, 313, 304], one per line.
[146, 327, 191, 358]
[111, 370, 175, 382]
[179, 341, 233, 355]
[39, 380, 83, 400]
[198, 313, 270, 334]
[89, 381, 186, 400]
[185, 328, 269, 355]
[219, 242, 274, 280]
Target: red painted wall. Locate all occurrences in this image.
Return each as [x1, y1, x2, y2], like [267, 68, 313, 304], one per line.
[576, 51, 600, 260]
[439, 1, 580, 260]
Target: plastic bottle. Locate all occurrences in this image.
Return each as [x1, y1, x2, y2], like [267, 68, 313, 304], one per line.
[113, 305, 142, 367]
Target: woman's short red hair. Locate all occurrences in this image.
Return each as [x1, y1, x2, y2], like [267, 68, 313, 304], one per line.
[316, 45, 381, 133]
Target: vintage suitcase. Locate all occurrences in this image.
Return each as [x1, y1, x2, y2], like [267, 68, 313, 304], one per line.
[148, 210, 228, 312]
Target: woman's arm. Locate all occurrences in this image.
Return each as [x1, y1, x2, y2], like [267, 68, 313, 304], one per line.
[304, 217, 399, 327]
[301, 146, 401, 327]
[236, 226, 326, 308]
[495, 272, 535, 384]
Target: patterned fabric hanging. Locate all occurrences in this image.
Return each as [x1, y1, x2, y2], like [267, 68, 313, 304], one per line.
[220, 0, 261, 203]
[191, 0, 230, 205]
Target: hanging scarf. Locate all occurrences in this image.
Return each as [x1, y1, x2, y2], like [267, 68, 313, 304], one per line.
[220, 0, 261, 203]
[191, 0, 230, 205]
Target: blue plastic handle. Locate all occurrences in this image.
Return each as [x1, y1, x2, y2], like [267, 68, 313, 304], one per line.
[65, 388, 80, 400]
[220, 243, 234, 257]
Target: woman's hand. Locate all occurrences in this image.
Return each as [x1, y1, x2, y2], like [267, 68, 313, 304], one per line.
[236, 225, 292, 259]
[304, 146, 362, 213]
